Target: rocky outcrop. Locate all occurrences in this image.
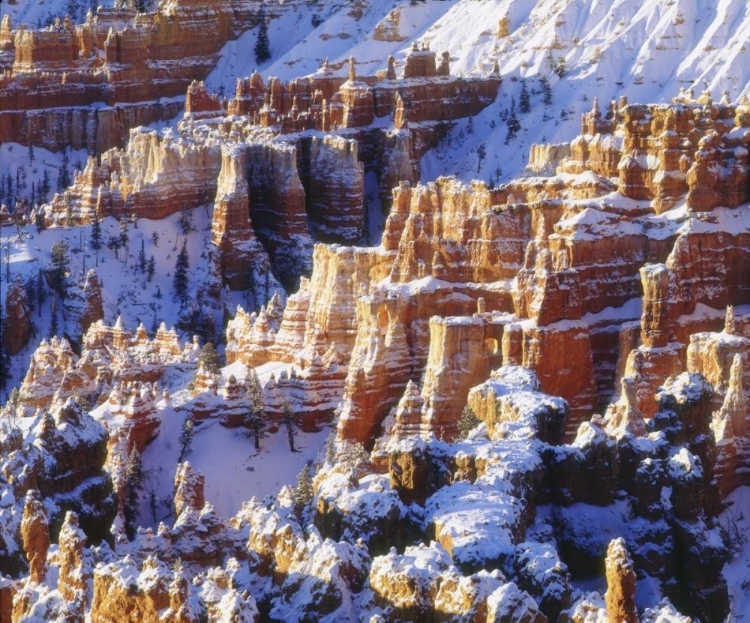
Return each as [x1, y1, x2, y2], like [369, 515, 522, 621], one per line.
[2, 276, 33, 356]
[64, 268, 105, 339]
[0, 0, 297, 153]
[20, 490, 50, 584]
[211, 143, 281, 293]
[604, 538, 637, 623]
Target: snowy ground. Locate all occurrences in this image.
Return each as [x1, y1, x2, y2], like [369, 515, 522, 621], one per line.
[0, 0, 116, 27]
[209, 0, 750, 184]
[721, 486, 750, 621]
[0, 207, 217, 401]
[93, 387, 332, 525]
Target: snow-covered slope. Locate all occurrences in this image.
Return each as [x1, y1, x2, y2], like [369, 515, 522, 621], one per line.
[206, 0, 750, 183]
[0, 0, 117, 27]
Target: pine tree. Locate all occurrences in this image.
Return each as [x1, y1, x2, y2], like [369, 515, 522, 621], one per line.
[282, 398, 298, 453]
[173, 239, 189, 307]
[198, 342, 222, 375]
[107, 235, 121, 260]
[66, 0, 80, 20]
[458, 406, 481, 439]
[49, 240, 70, 297]
[177, 210, 194, 235]
[119, 218, 130, 251]
[0, 302, 9, 392]
[178, 418, 194, 462]
[519, 79, 531, 114]
[34, 207, 46, 233]
[540, 75, 553, 106]
[138, 239, 147, 273]
[90, 215, 102, 266]
[254, 7, 271, 64]
[553, 56, 567, 78]
[57, 150, 71, 192]
[146, 256, 156, 282]
[293, 462, 314, 520]
[124, 450, 144, 540]
[337, 442, 369, 471]
[49, 296, 59, 338]
[28, 143, 35, 164]
[40, 170, 51, 203]
[244, 370, 267, 450]
[324, 430, 337, 465]
[476, 143, 487, 175]
[37, 268, 46, 317]
[505, 96, 521, 145]
[467, 116, 474, 135]
[24, 275, 37, 313]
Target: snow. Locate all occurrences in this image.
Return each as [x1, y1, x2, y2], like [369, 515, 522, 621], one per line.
[722, 486, 750, 621]
[0, 0, 115, 28]
[126, 391, 330, 524]
[0, 206, 215, 401]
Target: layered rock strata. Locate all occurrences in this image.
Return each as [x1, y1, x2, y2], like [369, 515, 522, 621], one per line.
[0, 0, 298, 152]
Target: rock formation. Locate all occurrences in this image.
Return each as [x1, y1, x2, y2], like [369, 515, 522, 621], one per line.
[0, 0, 298, 153]
[604, 538, 637, 623]
[2, 276, 34, 356]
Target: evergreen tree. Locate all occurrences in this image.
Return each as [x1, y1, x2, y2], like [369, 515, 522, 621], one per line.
[244, 370, 267, 450]
[324, 430, 337, 465]
[553, 56, 567, 78]
[476, 143, 487, 175]
[138, 239, 147, 273]
[337, 442, 369, 471]
[28, 143, 35, 164]
[151, 231, 160, 248]
[293, 462, 314, 520]
[504, 96, 521, 145]
[173, 239, 189, 307]
[24, 275, 37, 313]
[124, 450, 144, 540]
[37, 268, 46, 317]
[49, 240, 70, 297]
[66, 0, 80, 20]
[119, 218, 130, 250]
[540, 75, 553, 106]
[177, 210, 194, 235]
[519, 79, 531, 114]
[146, 256, 156, 282]
[178, 418, 194, 462]
[467, 116, 474, 135]
[458, 406, 481, 439]
[49, 296, 59, 338]
[91, 215, 102, 266]
[40, 170, 51, 202]
[57, 150, 71, 192]
[35, 209, 46, 234]
[198, 342, 222, 375]
[0, 302, 9, 392]
[149, 490, 158, 523]
[254, 7, 271, 64]
[107, 235, 121, 260]
[282, 398, 298, 453]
